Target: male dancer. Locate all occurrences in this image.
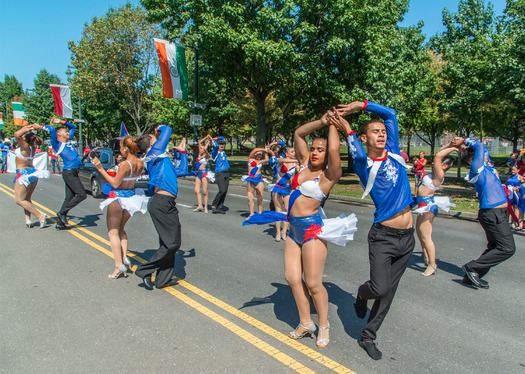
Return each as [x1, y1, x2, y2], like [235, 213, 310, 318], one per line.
[208, 135, 230, 214]
[44, 118, 86, 229]
[135, 125, 181, 290]
[333, 100, 414, 360]
[452, 136, 516, 289]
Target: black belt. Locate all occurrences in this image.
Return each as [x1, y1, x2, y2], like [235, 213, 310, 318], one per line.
[372, 222, 414, 236]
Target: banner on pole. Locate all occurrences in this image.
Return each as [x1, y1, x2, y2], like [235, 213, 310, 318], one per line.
[154, 38, 189, 100]
[50, 84, 73, 118]
[12, 102, 28, 127]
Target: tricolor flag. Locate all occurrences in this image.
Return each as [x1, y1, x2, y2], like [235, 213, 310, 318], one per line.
[154, 38, 189, 100]
[119, 122, 129, 137]
[50, 84, 73, 118]
[0, 112, 3, 130]
[12, 102, 28, 127]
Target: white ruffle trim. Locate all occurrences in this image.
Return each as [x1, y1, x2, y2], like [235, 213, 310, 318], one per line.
[318, 213, 358, 247]
[413, 196, 456, 214]
[17, 170, 50, 187]
[99, 189, 149, 216]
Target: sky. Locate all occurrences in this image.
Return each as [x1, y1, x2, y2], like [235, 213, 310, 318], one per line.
[0, 0, 507, 91]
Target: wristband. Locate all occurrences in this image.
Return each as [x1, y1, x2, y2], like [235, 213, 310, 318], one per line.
[347, 131, 355, 137]
[362, 100, 368, 110]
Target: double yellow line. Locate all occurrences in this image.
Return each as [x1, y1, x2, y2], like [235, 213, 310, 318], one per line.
[0, 182, 356, 374]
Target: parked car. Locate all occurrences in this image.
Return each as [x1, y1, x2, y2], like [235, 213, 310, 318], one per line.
[79, 147, 149, 198]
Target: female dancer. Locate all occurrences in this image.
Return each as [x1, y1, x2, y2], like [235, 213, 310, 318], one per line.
[414, 144, 457, 276]
[243, 147, 269, 217]
[285, 111, 342, 348]
[268, 145, 298, 241]
[506, 165, 522, 230]
[93, 136, 149, 279]
[13, 124, 49, 228]
[193, 136, 211, 213]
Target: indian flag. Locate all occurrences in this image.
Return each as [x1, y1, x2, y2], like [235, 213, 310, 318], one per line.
[12, 102, 28, 127]
[154, 38, 188, 100]
[0, 112, 3, 130]
[50, 84, 73, 118]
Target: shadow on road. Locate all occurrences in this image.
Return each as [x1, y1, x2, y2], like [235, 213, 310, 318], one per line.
[239, 281, 363, 339]
[71, 213, 102, 227]
[136, 247, 195, 280]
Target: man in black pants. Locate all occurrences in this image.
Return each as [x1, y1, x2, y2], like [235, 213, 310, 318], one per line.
[335, 100, 414, 360]
[44, 118, 86, 229]
[135, 125, 181, 290]
[452, 136, 516, 289]
[208, 135, 230, 214]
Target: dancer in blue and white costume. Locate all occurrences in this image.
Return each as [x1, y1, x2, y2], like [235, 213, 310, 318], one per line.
[268, 145, 298, 241]
[506, 165, 522, 229]
[13, 123, 49, 228]
[333, 100, 414, 360]
[242, 147, 270, 217]
[44, 118, 86, 229]
[413, 143, 457, 276]
[134, 125, 181, 290]
[93, 136, 149, 279]
[193, 135, 214, 213]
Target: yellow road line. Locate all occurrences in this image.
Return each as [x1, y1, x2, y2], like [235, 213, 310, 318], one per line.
[0, 182, 356, 373]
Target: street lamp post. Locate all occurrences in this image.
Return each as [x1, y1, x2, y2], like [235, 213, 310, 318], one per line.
[65, 65, 84, 156]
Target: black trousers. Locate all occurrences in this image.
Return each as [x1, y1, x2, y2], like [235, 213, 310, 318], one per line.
[59, 168, 87, 215]
[212, 170, 229, 209]
[135, 194, 181, 287]
[359, 223, 415, 341]
[465, 208, 516, 278]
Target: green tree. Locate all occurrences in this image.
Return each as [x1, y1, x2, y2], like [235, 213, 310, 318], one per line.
[24, 69, 62, 124]
[68, 4, 159, 135]
[430, 0, 499, 136]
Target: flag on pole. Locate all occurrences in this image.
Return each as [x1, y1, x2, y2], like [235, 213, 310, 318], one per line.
[0, 113, 4, 130]
[12, 102, 28, 127]
[154, 38, 189, 100]
[119, 122, 129, 137]
[50, 84, 73, 118]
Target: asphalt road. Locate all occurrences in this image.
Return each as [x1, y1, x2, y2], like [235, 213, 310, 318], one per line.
[0, 173, 524, 374]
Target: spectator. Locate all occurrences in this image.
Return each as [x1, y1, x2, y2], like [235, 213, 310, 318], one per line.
[413, 151, 427, 193]
[399, 148, 409, 163]
[47, 146, 62, 174]
[1, 138, 11, 173]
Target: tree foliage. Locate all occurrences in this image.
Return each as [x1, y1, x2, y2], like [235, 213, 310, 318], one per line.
[24, 69, 62, 124]
[68, 4, 159, 137]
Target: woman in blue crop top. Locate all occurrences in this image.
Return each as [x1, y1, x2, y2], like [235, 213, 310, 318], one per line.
[93, 136, 148, 279]
[193, 136, 212, 213]
[13, 123, 49, 229]
[243, 147, 270, 217]
[285, 110, 342, 349]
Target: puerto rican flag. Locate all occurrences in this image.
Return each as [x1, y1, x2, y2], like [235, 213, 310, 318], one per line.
[50, 84, 73, 118]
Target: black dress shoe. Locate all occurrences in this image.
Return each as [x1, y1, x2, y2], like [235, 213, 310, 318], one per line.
[358, 339, 382, 360]
[354, 294, 367, 319]
[462, 265, 489, 289]
[142, 276, 154, 290]
[156, 277, 179, 289]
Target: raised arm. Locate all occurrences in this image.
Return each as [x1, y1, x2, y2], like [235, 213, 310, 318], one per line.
[14, 124, 42, 148]
[432, 144, 457, 186]
[294, 113, 329, 166]
[149, 125, 172, 157]
[324, 124, 342, 184]
[248, 147, 268, 159]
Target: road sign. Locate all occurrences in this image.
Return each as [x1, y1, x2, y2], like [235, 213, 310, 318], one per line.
[190, 114, 202, 126]
[188, 102, 206, 109]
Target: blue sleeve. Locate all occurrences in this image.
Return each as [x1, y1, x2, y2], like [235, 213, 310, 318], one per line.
[211, 140, 219, 160]
[364, 101, 400, 154]
[347, 133, 369, 184]
[44, 125, 60, 150]
[464, 138, 485, 180]
[149, 125, 172, 156]
[65, 121, 76, 139]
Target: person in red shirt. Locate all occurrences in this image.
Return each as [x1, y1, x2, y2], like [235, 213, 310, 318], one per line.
[47, 146, 61, 174]
[413, 151, 427, 193]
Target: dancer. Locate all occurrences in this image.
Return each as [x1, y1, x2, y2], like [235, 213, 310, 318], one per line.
[268, 145, 298, 241]
[209, 135, 230, 214]
[452, 136, 516, 289]
[1, 138, 12, 173]
[414, 144, 457, 276]
[335, 100, 414, 360]
[93, 136, 149, 279]
[284, 111, 350, 349]
[135, 125, 181, 290]
[413, 151, 427, 193]
[243, 147, 269, 217]
[506, 165, 522, 229]
[43, 118, 86, 229]
[193, 136, 212, 213]
[12, 124, 49, 228]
